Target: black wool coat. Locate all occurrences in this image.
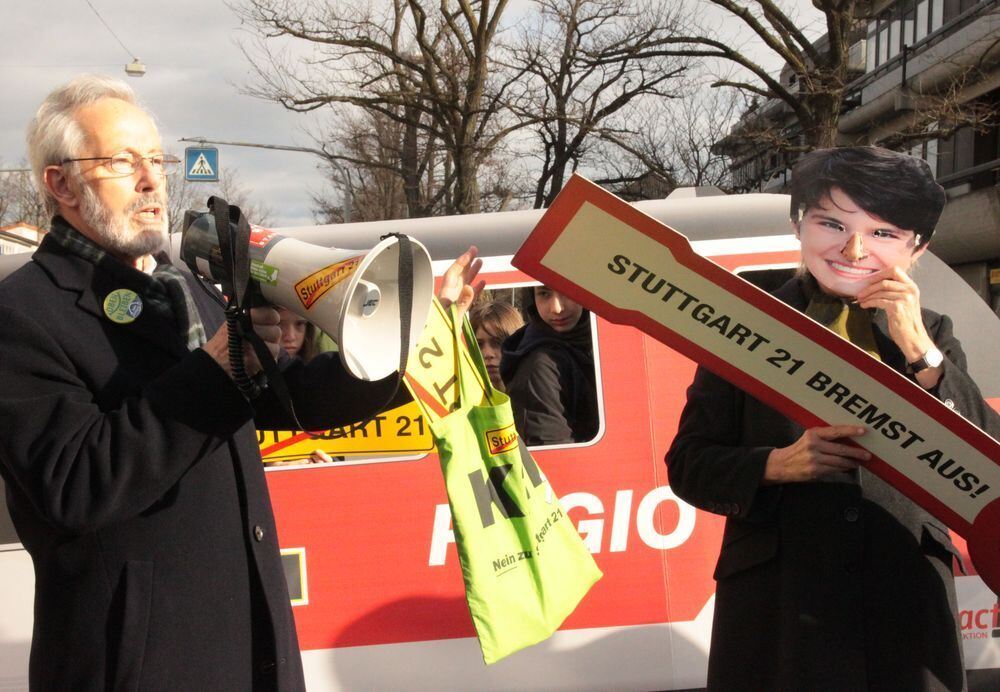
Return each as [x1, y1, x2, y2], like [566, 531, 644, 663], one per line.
[0, 228, 398, 691]
[666, 277, 1000, 692]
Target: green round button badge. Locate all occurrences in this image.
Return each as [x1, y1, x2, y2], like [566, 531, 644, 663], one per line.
[103, 289, 143, 324]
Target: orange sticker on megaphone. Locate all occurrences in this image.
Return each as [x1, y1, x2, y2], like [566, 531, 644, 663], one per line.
[295, 256, 363, 309]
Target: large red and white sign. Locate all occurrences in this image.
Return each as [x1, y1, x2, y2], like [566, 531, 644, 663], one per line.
[512, 174, 1000, 592]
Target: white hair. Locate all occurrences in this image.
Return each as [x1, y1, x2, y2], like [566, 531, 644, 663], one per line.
[26, 74, 146, 216]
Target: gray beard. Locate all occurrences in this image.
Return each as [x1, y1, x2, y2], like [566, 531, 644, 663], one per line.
[78, 183, 169, 260]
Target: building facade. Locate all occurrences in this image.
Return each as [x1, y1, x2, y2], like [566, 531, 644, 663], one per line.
[719, 0, 999, 311]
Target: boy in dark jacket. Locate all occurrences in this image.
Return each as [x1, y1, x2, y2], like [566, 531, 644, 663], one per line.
[501, 285, 599, 445]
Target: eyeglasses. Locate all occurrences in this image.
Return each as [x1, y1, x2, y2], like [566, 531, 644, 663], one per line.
[61, 152, 181, 176]
[804, 218, 921, 251]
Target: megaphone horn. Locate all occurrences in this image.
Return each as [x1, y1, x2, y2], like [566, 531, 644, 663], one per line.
[181, 213, 434, 381]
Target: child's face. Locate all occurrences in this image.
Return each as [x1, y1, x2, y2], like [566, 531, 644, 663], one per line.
[534, 286, 583, 333]
[474, 324, 505, 390]
[278, 308, 308, 357]
[796, 187, 925, 298]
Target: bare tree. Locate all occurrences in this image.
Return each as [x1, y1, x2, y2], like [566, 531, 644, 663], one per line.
[234, 0, 530, 215]
[637, 1, 996, 154]
[628, 0, 860, 152]
[507, 0, 688, 208]
[594, 85, 744, 195]
[167, 169, 273, 233]
[0, 166, 48, 229]
[310, 108, 448, 221]
[661, 87, 743, 188]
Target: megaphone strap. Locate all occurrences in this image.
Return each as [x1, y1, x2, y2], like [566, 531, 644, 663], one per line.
[205, 196, 268, 402]
[209, 196, 249, 305]
[225, 305, 263, 399]
[384, 232, 413, 392]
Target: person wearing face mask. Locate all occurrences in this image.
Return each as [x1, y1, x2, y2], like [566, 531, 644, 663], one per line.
[666, 146, 1000, 692]
[469, 300, 524, 392]
[501, 285, 599, 446]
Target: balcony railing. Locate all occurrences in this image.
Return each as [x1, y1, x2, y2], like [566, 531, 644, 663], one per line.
[844, 0, 999, 103]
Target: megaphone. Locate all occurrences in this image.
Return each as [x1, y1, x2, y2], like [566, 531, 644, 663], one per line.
[180, 210, 434, 381]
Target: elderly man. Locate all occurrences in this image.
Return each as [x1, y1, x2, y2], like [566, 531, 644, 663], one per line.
[0, 75, 479, 690]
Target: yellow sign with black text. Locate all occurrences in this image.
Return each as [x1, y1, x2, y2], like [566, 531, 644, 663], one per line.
[258, 298, 485, 462]
[259, 399, 433, 461]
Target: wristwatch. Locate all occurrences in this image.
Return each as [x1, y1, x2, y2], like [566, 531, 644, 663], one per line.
[908, 346, 944, 373]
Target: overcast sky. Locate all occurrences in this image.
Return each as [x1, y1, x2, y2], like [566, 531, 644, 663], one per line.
[1, 0, 336, 227]
[1, 0, 822, 229]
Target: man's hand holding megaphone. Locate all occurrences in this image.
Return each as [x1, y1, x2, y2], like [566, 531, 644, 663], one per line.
[202, 306, 283, 380]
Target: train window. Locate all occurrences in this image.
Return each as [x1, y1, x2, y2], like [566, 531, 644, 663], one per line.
[280, 547, 309, 606]
[260, 282, 604, 469]
[473, 283, 603, 449]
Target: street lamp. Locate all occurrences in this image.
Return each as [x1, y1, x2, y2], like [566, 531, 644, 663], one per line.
[125, 59, 146, 77]
[82, 0, 145, 77]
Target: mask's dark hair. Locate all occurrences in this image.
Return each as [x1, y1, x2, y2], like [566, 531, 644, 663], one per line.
[789, 146, 945, 247]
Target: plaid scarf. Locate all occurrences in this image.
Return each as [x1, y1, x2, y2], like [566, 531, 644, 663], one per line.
[47, 217, 207, 350]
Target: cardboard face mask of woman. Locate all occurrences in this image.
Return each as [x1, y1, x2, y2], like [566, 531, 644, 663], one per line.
[796, 186, 927, 300]
[790, 147, 945, 391]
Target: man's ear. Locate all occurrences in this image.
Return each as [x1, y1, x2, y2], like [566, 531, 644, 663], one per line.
[791, 219, 801, 240]
[43, 165, 80, 211]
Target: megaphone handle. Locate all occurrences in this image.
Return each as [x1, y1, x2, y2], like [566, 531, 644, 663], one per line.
[225, 304, 264, 400]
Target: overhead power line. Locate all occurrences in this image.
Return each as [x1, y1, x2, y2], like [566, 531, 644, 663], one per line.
[83, 0, 135, 59]
[82, 0, 146, 76]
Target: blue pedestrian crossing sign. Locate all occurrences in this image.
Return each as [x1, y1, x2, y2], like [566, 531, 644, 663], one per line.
[184, 147, 219, 182]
